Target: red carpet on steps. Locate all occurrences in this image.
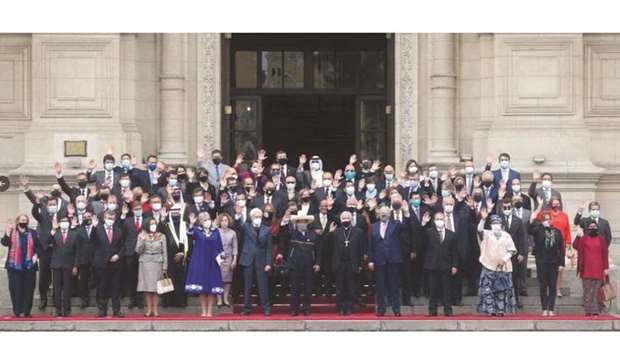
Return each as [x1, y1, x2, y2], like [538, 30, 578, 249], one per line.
[0, 313, 617, 321]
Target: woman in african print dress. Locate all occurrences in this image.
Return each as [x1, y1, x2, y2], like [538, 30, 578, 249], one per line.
[476, 212, 517, 317]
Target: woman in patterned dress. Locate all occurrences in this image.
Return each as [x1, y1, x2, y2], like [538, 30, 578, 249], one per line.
[216, 213, 237, 307]
[185, 212, 225, 317]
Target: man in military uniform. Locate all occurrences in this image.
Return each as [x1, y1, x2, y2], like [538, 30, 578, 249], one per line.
[278, 215, 321, 316]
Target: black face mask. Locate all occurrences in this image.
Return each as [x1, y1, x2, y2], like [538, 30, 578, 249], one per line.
[100, 192, 110, 200]
[473, 194, 482, 203]
[341, 221, 351, 228]
[483, 181, 493, 187]
[199, 175, 209, 182]
[78, 181, 87, 188]
[301, 196, 311, 203]
[18, 222, 28, 229]
[392, 202, 402, 210]
[277, 158, 287, 166]
[588, 228, 598, 237]
[264, 213, 273, 221]
[244, 186, 252, 192]
[173, 195, 181, 201]
[212, 158, 222, 165]
[51, 190, 61, 198]
[177, 173, 187, 181]
[84, 219, 92, 226]
[265, 189, 274, 196]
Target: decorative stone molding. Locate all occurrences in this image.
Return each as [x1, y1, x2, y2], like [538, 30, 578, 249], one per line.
[197, 33, 221, 156]
[585, 41, 620, 117]
[394, 33, 418, 171]
[496, 35, 577, 115]
[0, 37, 30, 119]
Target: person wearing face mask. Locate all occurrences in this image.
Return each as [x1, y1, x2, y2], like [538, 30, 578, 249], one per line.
[297, 155, 324, 189]
[91, 211, 125, 317]
[251, 181, 284, 217]
[201, 149, 231, 192]
[49, 214, 80, 317]
[462, 159, 480, 196]
[135, 217, 168, 317]
[327, 211, 365, 316]
[297, 188, 317, 216]
[389, 193, 414, 306]
[145, 155, 161, 193]
[115, 173, 133, 203]
[144, 195, 164, 223]
[235, 208, 273, 316]
[19, 176, 59, 311]
[490, 153, 521, 195]
[529, 171, 563, 211]
[313, 172, 337, 204]
[120, 201, 146, 310]
[185, 187, 212, 222]
[536, 196, 571, 298]
[284, 176, 300, 204]
[185, 168, 217, 203]
[364, 176, 379, 200]
[341, 164, 358, 186]
[335, 180, 361, 214]
[476, 212, 517, 317]
[398, 172, 424, 202]
[505, 178, 531, 211]
[424, 165, 443, 196]
[497, 197, 528, 309]
[156, 172, 179, 203]
[86, 154, 120, 190]
[573, 221, 609, 317]
[311, 198, 337, 297]
[377, 165, 396, 192]
[511, 195, 532, 298]
[480, 170, 499, 206]
[2, 214, 40, 318]
[275, 150, 296, 180]
[529, 211, 565, 316]
[368, 206, 405, 316]
[408, 192, 431, 298]
[421, 211, 458, 316]
[277, 215, 321, 316]
[216, 213, 238, 308]
[76, 211, 96, 309]
[185, 212, 224, 317]
[54, 161, 91, 203]
[118, 152, 150, 193]
[574, 201, 612, 246]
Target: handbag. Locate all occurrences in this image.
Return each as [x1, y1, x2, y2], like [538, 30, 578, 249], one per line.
[157, 273, 175, 295]
[598, 275, 616, 305]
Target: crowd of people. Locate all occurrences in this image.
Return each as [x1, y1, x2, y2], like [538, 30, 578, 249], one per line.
[1, 148, 613, 318]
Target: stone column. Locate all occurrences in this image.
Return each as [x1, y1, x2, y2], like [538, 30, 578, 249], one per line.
[158, 33, 187, 163]
[429, 33, 459, 162]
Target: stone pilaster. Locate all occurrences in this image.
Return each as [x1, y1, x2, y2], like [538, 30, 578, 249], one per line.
[158, 33, 188, 163]
[394, 33, 419, 172]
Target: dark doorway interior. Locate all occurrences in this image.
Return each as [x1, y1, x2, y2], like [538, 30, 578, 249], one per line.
[262, 95, 355, 172]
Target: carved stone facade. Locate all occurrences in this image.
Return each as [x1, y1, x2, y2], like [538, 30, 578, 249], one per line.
[1, 33, 620, 260]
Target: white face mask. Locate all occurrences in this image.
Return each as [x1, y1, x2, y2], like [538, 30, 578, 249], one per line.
[252, 218, 262, 227]
[491, 224, 502, 235]
[76, 202, 87, 210]
[408, 166, 418, 173]
[107, 203, 117, 211]
[202, 220, 212, 229]
[542, 220, 551, 228]
[444, 205, 454, 214]
[105, 219, 115, 227]
[47, 206, 58, 214]
[323, 179, 332, 188]
[238, 200, 247, 207]
[169, 178, 178, 186]
[104, 162, 114, 171]
[366, 184, 376, 191]
[193, 196, 204, 204]
[345, 186, 355, 195]
[59, 221, 70, 230]
[429, 170, 438, 179]
[542, 180, 552, 189]
[512, 185, 521, 192]
[121, 160, 131, 168]
[435, 220, 445, 229]
[151, 203, 162, 211]
[149, 224, 157, 233]
[500, 160, 510, 169]
[120, 179, 130, 188]
[465, 166, 474, 175]
[384, 173, 393, 181]
[286, 183, 295, 191]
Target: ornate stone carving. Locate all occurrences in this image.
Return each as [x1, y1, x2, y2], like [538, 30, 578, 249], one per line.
[197, 33, 221, 156]
[394, 33, 418, 171]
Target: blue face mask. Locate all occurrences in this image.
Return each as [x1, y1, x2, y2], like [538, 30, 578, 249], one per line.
[344, 171, 356, 181]
[441, 191, 451, 198]
[147, 163, 157, 171]
[410, 199, 421, 208]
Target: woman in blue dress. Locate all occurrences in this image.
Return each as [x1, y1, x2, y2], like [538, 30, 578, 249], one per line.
[185, 212, 225, 317]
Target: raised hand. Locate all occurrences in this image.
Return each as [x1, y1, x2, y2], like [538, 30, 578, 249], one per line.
[196, 146, 205, 160]
[329, 222, 337, 233]
[54, 162, 63, 175]
[485, 198, 495, 212]
[366, 197, 377, 210]
[6, 219, 15, 233]
[532, 170, 541, 183]
[92, 215, 99, 227]
[121, 203, 129, 216]
[449, 166, 457, 178]
[234, 153, 244, 166]
[160, 208, 169, 222]
[18, 175, 30, 189]
[88, 159, 97, 171]
[333, 169, 343, 182]
[257, 149, 267, 161]
[349, 154, 357, 165]
[480, 208, 489, 220]
[357, 179, 366, 191]
[186, 168, 195, 181]
[576, 225, 584, 237]
[422, 212, 431, 225]
[486, 156, 494, 166]
[371, 160, 381, 172]
[440, 172, 449, 182]
[189, 213, 197, 226]
[536, 195, 544, 208]
[67, 203, 76, 216]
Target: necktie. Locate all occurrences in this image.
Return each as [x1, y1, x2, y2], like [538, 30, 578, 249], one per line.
[266, 196, 271, 204]
[352, 212, 357, 226]
[380, 222, 387, 239]
[62, 231, 67, 244]
[414, 207, 420, 220]
[135, 217, 141, 231]
[321, 214, 326, 229]
[215, 164, 220, 180]
[106, 227, 113, 243]
[446, 213, 454, 232]
[105, 172, 112, 187]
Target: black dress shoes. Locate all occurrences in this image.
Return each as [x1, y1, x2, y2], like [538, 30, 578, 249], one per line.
[97, 310, 107, 318]
[263, 310, 271, 317]
[290, 310, 299, 316]
[113, 310, 124, 318]
[393, 311, 402, 317]
[38, 299, 47, 310]
[80, 299, 89, 309]
[376, 311, 385, 317]
[241, 310, 251, 316]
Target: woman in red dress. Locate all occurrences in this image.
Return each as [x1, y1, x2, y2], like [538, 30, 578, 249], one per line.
[572, 220, 609, 316]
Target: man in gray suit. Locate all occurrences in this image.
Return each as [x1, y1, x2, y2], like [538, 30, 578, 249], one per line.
[199, 149, 230, 194]
[86, 154, 121, 191]
[574, 201, 613, 246]
[528, 171, 563, 210]
[235, 207, 272, 316]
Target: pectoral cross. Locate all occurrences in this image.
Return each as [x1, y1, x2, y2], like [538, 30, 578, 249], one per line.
[344, 240, 350, 247]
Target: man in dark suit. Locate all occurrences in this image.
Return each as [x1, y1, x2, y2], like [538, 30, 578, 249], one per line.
[481, 170, 499, 206]
[499, 196, 528, 308]
[120, 201, 144, 309]
[529, 172, 563, 211]
[330, 211, 365, 316]
[275, 150, 298, 180]
[49, 214, 80, 317]
[76, 211, 96, 309]
[422, 211, 459, 316]
[446, 194, 477, 305]
[313, 172, 338, 205]
[574, 201, 613, 246]
[376, 165, 396, 193]
[54, 162, 91, 203]
[462, 159, 481, 196]
[278, 215, 321, 316]
[86, 154, 121, 191]
[491, 152, 521, 195]
[312, 198, 338, 296]
[389, 193, 414, 306]
[119, 153, 151, 193]
[250, 181, 286, 218]
[368, 205, 404, 316]
[407, 191, 432, 298]
[398, 172, 427, 202]
[91, 210, 125, 317]
[236, 208, 272, 316]
[334, 180, 363, 215]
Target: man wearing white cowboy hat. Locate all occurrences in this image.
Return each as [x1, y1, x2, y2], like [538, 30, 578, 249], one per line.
[278, 214, 321, 316]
